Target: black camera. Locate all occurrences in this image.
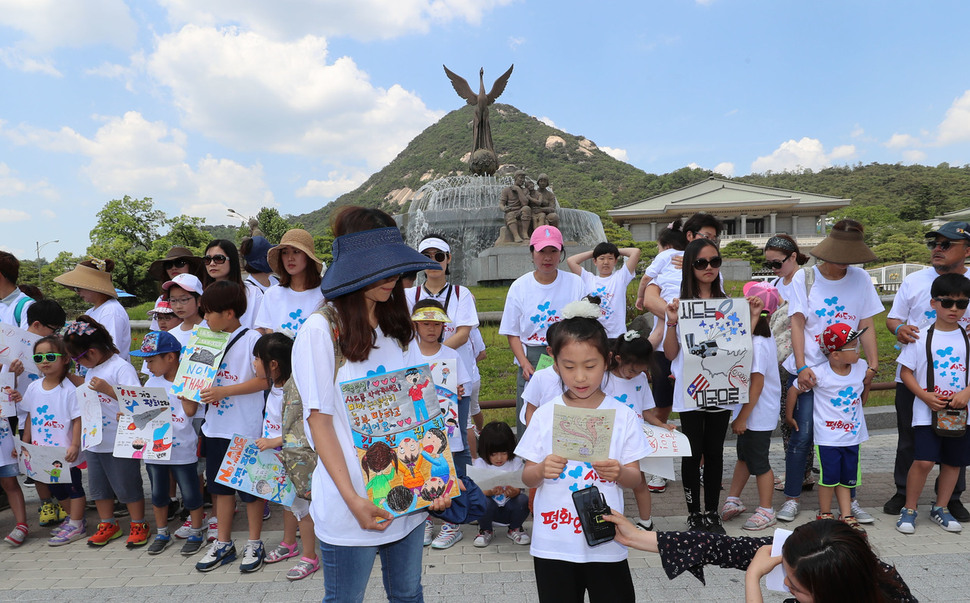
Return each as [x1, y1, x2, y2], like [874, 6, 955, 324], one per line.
[571, 485, 615, 546]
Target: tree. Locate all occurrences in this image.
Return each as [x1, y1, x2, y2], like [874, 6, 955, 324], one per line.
[720, 240, 765, 269]
[254, 207, 300, 244]
[871, 234, 930, 265]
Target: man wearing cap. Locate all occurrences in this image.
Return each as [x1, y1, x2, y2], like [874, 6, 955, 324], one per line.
[0, 252, 34, 328]
[884, 220, 970, 520]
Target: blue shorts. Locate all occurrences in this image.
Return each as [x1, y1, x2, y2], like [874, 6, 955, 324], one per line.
[913, 426, 970, 467]
[0, 463, 18, 478]
[816, 444, 861, 488]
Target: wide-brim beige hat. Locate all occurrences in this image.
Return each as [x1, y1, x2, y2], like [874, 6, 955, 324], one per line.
[810, 229, 878, 264]
[267, 229, 323, 276]
[53, 263, 117, 298]
[148, 246, 203, 281]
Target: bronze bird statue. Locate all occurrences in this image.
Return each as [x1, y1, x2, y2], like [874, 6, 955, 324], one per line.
[443, 64, 514, 155]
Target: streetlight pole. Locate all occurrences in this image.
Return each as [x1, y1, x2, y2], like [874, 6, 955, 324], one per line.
[36, 239, 59, 287]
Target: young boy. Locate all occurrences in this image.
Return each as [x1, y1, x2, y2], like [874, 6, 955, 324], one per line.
[180, 281, 267, 572]
[149, 300, 182, 332]
[130, 330, 206, 555]
[567, 243, 641, 338]
[811, 322, 870, 533]
[896, 272, 970, 534]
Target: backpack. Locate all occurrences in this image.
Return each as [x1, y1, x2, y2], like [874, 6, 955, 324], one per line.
[13, 295, 32, 328]
[769, 266, 815, 363]
[280, 305, 344, 500]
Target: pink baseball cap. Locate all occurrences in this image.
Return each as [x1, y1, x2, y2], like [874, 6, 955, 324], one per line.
[163, 273, 204, 296]
[742, 281, 780, 316]
[529, 225, 564, 251]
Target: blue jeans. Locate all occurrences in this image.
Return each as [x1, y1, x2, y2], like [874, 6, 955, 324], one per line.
[146, 463, 203, 510]
[480, 493, 529, 532]
[319, 522, 425, 603]
[784, 373, 815, 498]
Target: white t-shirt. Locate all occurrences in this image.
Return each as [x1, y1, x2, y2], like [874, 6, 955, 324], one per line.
[0, 289, 34, 328]
[730, 335, 781, 432]
[84, 354, 140, 454]
[643, 248, 679, 281]
[471, 456, 524, 507]
[2, 363, 33, 425]
[170, 323, 198, 351]
[292, 310, 426, 546]
[499, 271, 584, 348]
[515, 395, 651, 563]
[144, 374, 199, 466]
[405, 284, 480, 376]
[263, 385, 283, 440]
[897, 327, 970, 427]
[88, 298, 132, 361]
[23, 379, 79, 451]
[521, 366, 564, 425]
[245, 274, 279, 294]
[812, 360, 870, 446]
[404, 345, 472, 452]
[468, 326, 485, 382]
[653, 251, 687, 305]
[201, 326, 263, 440]
[580, 267, 635, 338]
[239, 282, 264, 330]
[254, 285, 325, 339]
[783, 266, 883, 374]
[603, 372, 655, 416]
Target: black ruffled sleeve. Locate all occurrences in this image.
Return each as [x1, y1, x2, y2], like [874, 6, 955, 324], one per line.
[656, 530, 773, 584]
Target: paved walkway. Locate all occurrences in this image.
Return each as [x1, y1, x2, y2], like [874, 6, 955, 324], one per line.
[0, 429, 964, 602]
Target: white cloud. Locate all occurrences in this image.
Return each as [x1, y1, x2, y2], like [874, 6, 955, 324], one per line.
[0, 162, 57, 201]
[851, 124, 865, 138]
[714, 162, 735, 177]
[508, 36, 525, 50]
[0, 208, 30, 223]
[0, 47, 60, 76]
[147, 26, 444, 168]
[885, 133, 921, 149]
[600, 146, 628, 162]
[903, 149, 927, 163]
[297, 170, 369, 199]
[751, 137, 857, 173]
[538, 116, 556, 128]
[158, 0, 514, 41]
[936, 90, 970, 145]
[687, 162, 701, 170]
[724, 109, 739, 117]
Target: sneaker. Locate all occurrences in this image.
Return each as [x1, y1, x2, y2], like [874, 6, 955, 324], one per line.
[265, 541, 299, 563]
[816, 512, 835, 520]
[686, 512, 706, 531]
[147, 533, 172, 555]
[851, 500, 874, 524]
[930, 505, 962, 533]
[206, 516, 218, 542]
[647, 475, 667, 493]
[720, 497, 746, 522]
[181, 532, 205, 556]
[126, 521, 151, 548]
[175, 514, 206, 539]
[88, 521, 122, 547]
[112, 501, 129, 518]
[507, 528, 530, 545]
[777, 499, 800, 522]
[743, 508, 776, 531]
[948, 500, 970, 522]
[883, 492, 906, 516]
[5, 523, 28, 546]
[705, 511, 726, 535]
[49, 518, 70, 538]
[896, 508, 917, 534]
[48, 520, 86, 546]
[773, 473, 785, 492]
[263, 501, 271, 521]
[841, 515, 866, 534]
[431, 523, 463, 549]
[196, 541, 237, 572]
[167, 499, 183, 523]
[636, 518, 654, 531]
[473, 530, 493, 548]
[240, 540, 265, 573]
[38, 500, 58, 526]
[286, 556, 320, 581]
[423, 519, 434, 546]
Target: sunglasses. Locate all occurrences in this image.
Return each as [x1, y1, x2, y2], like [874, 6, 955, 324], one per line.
[163, 258, 190, 270]
[71, 350, 88, 363]
[32, 353, 63, 363]
[203, 254, 228, 265]
[933, 297, 970, 310]
[926, 240, 964, 251]
[423, 251, 447, 263]
[763, 255, 792, 270]
[692, 256, 723, 270]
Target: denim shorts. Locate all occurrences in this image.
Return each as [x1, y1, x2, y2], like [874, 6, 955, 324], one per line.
[86, 451, 144, 503]
[146, 462, 204, 510]
[0, 462, 19, 478]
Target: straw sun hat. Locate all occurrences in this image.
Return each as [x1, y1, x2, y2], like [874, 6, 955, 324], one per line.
[54, 261, 117, 298]
[267, 229, 324, 276]
[809, 228, 877, 264]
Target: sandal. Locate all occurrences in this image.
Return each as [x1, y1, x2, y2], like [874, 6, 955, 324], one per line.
[265, 540, 299, 563]
[720, 497, 746, 522]
[286, 556, 320, 580]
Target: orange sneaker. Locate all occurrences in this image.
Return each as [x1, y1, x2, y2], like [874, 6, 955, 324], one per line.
[126, 521, 150, 548]
[87, 521, 122, 547]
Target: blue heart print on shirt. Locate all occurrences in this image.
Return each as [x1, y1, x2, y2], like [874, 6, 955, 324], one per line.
[366, 365, 387, 377]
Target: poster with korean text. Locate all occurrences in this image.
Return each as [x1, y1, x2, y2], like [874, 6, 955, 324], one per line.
[17, 440, 68, 484]
[170, 328, 230, 402]
[112, 388, 173, 461]
[638, 425, 692, 480]
[0, 323, 41, 383]
[78, 387, 102, 450]
[340, 363, 461, 518]
[215, 433, 296, 506]
[551, 404, 616, 462]
[429, 358, 463, 452]
[677, 297, 752, 409]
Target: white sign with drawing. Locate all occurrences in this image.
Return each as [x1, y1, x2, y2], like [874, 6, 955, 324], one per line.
[677, 297, 752, 409]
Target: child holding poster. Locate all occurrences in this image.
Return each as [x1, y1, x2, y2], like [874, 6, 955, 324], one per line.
[129, 331, 206, 556]
[181, 281, 267, 573]
[21, 336, 84, 546]
[0, 380, 25, 545]
[517, 299, 651, 602]
[63, 318, 146, 547]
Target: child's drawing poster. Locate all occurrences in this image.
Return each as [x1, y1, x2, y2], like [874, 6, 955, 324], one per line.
[214, 433, 295, 506]
[0, 373, 16, 418]
[78, 387, 102, 450]
[639, 425, 692, 480]
[114, 386, 171, 428]
[17, 440, 68, 484]
[429, 358, 463, 452]
[171, 328, 229, 402]
[0, 323, 41, 382]
[677, 297, 752, 409]
[113, 411, 172, 461]
[551, 404, 616, 462]
[340, 363, 461, 518]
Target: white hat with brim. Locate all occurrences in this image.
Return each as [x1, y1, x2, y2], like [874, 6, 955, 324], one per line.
[53, 263, 117, 298]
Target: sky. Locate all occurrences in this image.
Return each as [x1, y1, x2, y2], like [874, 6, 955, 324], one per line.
[3, 0, 970, 260]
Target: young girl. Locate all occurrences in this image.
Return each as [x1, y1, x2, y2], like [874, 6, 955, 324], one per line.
[517, 300, 651, 603]
[254, 332, 320, 581]
[663, 239, 732, 534]
[163, 274, 206, 349]
[255, 229, 325, 338]
[63, 318, 147, 547]
[240, 236, 279, 293]
[721, 282, 782, 531]
[472, 421, 530, 547]
[202, 239, 263, 329]
[605, 330, 676, 531]
[53, 259, 131, 360]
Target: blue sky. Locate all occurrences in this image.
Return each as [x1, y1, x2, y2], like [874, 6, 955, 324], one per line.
[3, 0, 970, 260]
